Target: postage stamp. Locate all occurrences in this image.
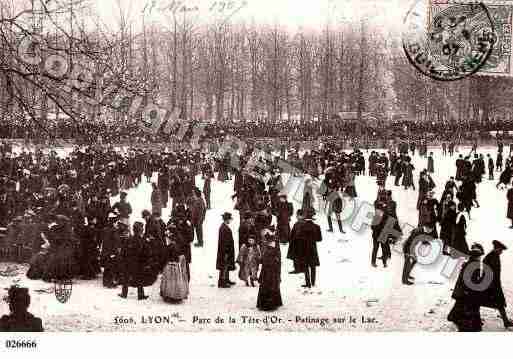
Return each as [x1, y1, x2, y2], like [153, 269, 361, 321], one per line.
[403, 0, 496, 81]
[477, 2, 513, 75]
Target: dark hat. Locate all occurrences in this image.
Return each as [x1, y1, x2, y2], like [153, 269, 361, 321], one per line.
[222, 212, 233, 221]
[470, 243, 485, 257]
[141, 209, 151, 218]
[492, 240, 508, 251]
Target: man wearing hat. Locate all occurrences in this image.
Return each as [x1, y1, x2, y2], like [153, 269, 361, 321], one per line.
[0, 286, 44, 332]
[294, 208, 322, 288]
[118, 222, 149, 301]
[188, 188, 206, 248]
[203, 169, 212, 210]
[216, 212, 235, 288]
[482, 240, 513, 328]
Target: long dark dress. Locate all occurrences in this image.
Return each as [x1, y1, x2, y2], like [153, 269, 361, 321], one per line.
[481, 251, 506, 310]
[451, 213, 469, 257]
[43, 222, 78, 281]
[287, 220, 305, 272]
[119, 234, 149, 288]
[257, 245, 283, 311]
[447, 258, 483, 332]
[439, 202, 456, 250]
[216, 223, 235, 272]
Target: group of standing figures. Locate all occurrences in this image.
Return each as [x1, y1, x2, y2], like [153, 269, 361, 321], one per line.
[370, 142, 513, 331]
[1, 138, 513, 331]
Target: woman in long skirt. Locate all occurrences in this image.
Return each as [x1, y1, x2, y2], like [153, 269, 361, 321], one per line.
[447, 243, 485, 331]
[257, 236, 282, 311]
[160, 240, 189, 303]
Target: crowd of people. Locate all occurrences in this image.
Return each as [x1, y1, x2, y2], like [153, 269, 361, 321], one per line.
[367, 141, 513, 331]
[3, 116, 513, 146]
[0, 134, 512, 332]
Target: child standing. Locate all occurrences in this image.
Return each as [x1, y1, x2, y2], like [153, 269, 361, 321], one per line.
[236, 235, 261, 287]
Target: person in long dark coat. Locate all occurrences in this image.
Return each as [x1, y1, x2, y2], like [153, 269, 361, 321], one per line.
[439, 194, 456, 256]
[203, 173, 212, 210]
[301, 177, 314, 212]
[100, 215, 121, 288]
[294, 208, 322, 288]
[497, 152, 504, 172]
[497, 165, 512, 189]
[173, 215, 194, 281]
[371, 203, 390, 268]
[481, 240, 513, 328]
[151, 183, 163, 217]
[418, 191, 439, 238]
[458, 177, 476, 216]
[427, 152, 435, 173]
[417, 171, 435, 210]
[451, 204, 470, 257]
[216, 212, 235, 288]
[0, 286, 44, 332]
[118, 222, 149, 300]
[158, 168, 170, 208]
[287, 209, 305, 274]
[276, 194, 293, 244]
[43, 215, 78, 282]
[402, 158, 415, 190]
[257, 233, 282, 311]
[78, 219, 100, 279]
[447, 243, 485, 332]
[507, 187, 513, 228]
[455, 155, 464, 181]
[488, 154, 495, 181]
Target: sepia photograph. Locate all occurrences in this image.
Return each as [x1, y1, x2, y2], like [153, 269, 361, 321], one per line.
[0, 0, 512, 351]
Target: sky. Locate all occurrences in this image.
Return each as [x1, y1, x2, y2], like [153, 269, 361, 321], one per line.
[91, 0, 411, 33]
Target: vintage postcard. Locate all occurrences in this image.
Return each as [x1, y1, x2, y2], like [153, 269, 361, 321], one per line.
[0, 0, 513, 349]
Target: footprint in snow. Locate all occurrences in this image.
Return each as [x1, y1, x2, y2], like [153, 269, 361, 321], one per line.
[337, 258, 351, 263]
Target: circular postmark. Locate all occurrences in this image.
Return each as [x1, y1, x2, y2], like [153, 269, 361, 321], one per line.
[403, 1, 497, 81]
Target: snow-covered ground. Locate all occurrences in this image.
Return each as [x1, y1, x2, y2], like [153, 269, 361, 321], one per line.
[1, 146, 512, 332]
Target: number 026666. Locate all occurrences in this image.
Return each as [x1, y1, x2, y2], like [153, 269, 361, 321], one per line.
[5, 340, 37, 349]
